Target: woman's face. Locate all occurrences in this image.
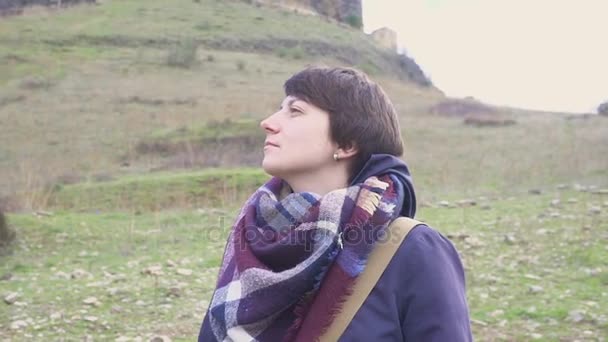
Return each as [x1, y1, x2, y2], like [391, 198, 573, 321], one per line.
[260, 95, 338, 179]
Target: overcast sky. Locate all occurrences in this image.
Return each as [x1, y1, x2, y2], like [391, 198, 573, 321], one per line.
[362, 0, 607, 113]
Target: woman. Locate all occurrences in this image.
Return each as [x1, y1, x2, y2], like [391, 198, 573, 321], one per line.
[198, 66, 472, 341]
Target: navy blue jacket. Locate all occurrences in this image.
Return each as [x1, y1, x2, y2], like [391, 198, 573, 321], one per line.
[199, 223, 472, 341]
[337, 223, 472, 341]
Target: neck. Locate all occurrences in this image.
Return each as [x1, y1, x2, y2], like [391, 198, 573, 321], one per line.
[284, 165, 351, 196]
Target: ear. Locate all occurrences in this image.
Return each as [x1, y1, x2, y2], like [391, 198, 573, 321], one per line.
[337, 142, 358, 160]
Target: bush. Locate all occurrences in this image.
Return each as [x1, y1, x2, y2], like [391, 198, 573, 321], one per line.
[598, 101, 608, 117]
[345, 15, 363, 29]
[0, 210, 16, 252]
[463, 114, 516, 127]
[358, 61, 380, 76]
[167, 39, 198, 68]
[19, 75, 52, 90]
[276, 46, 304, 60]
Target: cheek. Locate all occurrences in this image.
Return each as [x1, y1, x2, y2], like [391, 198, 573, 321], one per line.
[293, 137, 335, 167]
[294, 121, 334, 151]
[308, 138, 334, 155]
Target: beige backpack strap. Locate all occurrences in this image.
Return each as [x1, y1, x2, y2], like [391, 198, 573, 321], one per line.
[319, 217, 423, 342]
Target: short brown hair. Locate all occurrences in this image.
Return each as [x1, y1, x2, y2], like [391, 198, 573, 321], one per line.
[284, 66, 404, 182]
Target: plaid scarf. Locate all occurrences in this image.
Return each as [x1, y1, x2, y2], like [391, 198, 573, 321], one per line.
[205, 174, 404, 341]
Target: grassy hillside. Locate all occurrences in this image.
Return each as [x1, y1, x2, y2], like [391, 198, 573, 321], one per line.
[0, 0, 441, 205]
[0, 1, 607, 341]
[0, 0, 431, 87]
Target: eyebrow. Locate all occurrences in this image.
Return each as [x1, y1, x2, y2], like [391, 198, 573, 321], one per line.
[283, 97, 305, 109]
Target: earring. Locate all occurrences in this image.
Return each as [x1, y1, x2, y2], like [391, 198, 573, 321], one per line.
[333, 152, 340, 161]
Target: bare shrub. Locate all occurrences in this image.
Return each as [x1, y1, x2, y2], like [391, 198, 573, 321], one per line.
[431, 98, 496, 117]
[0, 196, 21, 212]
[0, 210, 16, 253]
[92, 172, 115, 182]
[598, 101, 608, 117]
[19, 75, 52, 90]
[54, 172, 84, 185]
[167, 39, 198, 68]
[463, 114, 516, 127]
[0, 94, 26, 107]
[10, 161, 59, 211]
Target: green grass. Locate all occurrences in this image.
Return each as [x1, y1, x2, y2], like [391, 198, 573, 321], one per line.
[142, 119, 261, 146]
[0, 210, 232, 340]
[418, 189, 608, 340]
[0, 0, 401, 85]
[47, 168, 269, 212]
[2, 188, 607, 340]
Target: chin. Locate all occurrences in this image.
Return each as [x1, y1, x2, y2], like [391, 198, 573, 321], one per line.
[263, 156, 296, 180]
[261, 158, 281, 177]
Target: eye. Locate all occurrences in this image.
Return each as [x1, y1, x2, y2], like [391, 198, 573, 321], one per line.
[289, 107, 303, 115]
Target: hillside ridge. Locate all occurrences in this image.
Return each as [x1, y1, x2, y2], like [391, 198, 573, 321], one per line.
[247, 0, 362, 27]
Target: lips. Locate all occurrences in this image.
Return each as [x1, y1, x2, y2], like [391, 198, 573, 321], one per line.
[264, 141, 279, 148]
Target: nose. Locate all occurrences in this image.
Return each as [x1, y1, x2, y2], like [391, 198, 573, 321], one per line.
[260, 111, 280, 134]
